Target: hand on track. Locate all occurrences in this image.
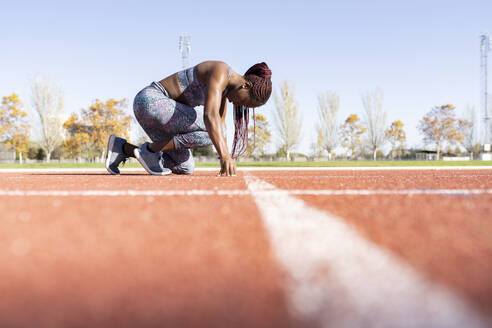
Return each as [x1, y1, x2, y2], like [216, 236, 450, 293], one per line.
[218, 156, 236, 176]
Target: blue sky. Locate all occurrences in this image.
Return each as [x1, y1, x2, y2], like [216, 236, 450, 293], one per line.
[1, 0, 491, 154]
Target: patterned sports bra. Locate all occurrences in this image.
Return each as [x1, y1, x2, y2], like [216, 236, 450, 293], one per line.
[177, 65, 232, 107]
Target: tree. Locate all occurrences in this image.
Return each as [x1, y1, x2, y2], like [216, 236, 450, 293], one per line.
[62, 113, 90, 160]
[274, 81, 302, 160]
[81, 99, 132, 161]
[246, 114, 271, 157]
[340, 114, 366, 159]
[457, 105, 476, 155]
[316, 91, 339, 160]
[0, 93, 30, 163]
[418, 104, 462, 159]
[31, 76, 65, 162]
[361, 88, 387, 160]
[385, 120, 406, 159]
[62, 99, 131, 161]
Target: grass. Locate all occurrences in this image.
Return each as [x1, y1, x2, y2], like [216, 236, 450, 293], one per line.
[0, 160, 491, 169]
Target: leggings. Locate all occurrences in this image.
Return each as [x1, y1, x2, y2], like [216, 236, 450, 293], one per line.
[133, 82, 212, 174]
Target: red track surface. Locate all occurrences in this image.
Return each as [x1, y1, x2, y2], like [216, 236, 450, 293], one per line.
[0, 169, 491, 327]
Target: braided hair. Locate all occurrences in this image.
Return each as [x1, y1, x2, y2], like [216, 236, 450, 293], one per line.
[231, 62, 272, 158]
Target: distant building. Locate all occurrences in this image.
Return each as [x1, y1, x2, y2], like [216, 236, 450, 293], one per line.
[0, 143, 15, 162]
[480, 144, 492, 160]
[415, 150, 438, 161]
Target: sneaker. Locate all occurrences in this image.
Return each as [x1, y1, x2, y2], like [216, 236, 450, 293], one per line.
[134, 142, 172, 175]
[105, 134, 128, 175]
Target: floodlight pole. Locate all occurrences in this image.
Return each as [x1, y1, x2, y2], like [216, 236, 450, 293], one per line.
[179, 33, 191, 69]
[480, 33, 491, 144]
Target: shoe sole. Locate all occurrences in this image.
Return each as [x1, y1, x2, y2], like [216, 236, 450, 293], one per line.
[134, 148, 172, 176]
[105, 135, 119, 175]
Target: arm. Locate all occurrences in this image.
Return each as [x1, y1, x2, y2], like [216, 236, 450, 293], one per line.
[203, 64, 236, 176]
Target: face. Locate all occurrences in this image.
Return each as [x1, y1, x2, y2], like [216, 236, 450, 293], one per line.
[226, 86, 262, 108]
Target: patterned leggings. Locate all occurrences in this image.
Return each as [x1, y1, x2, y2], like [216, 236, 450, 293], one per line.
[133, 82, 212, 174]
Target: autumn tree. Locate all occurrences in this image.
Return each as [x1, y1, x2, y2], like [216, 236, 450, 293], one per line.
[274, 81, 302, 160]
[31, 76, 65, 162]
[418, 104, 462, 159]
[246, 114, 271, 157]
[385, 120, 406, 159]
[82, 98, 132, 161]
[316, 91, 339, 160]
[0, 93, 30, 163]
[62, 113, 90, 160]
[361, 88, 387, 160]
[340, 114, 366, 159]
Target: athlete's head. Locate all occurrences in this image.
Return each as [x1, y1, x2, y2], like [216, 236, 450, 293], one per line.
[227, 62, 272, 108]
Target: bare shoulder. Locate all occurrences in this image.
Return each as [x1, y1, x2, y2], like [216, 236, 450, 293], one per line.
[197, 61, 230, 76]
[197, 61, 230, 88]
[197, 60, 229, 68]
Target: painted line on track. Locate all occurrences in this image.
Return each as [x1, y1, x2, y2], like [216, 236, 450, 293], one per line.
[0, 188, 491, 197]
[244, 174, 490, 328]
[0, 166, 492, 173]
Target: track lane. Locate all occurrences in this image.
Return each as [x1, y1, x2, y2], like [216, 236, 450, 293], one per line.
[252, 170, 492, 319]
[244, 173, 490, 327]
[2, 169, 491, 326]
[0, 173, 295, 328]
[253, 169, 492, 190]
[0, 172, 248, 191]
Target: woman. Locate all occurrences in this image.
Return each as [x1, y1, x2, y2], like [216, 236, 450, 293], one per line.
[105, 61, 272, 176]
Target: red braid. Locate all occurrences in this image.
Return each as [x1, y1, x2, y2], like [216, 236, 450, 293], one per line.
[244, 62, 272, 104]
[245, 62, 272, 79]
[231, 62, 272, 158]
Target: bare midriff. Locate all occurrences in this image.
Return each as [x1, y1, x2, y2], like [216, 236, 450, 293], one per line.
[159, 73, 189, 105]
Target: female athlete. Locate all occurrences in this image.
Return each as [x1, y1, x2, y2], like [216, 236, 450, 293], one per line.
[105, 61, 272, 177]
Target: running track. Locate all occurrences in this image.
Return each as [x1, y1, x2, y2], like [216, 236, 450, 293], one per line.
[0, 168, 491, 327]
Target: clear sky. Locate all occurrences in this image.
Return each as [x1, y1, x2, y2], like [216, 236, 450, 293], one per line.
[1, 0, 491, 154]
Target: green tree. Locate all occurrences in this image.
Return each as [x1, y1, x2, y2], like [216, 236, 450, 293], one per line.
[0, 93, 30, 163]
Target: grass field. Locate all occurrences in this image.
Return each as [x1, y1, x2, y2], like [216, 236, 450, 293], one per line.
[0, 160, 491, 169]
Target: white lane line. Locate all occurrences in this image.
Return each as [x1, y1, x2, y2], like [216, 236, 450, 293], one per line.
[244, 175, 490, 328]
[0, 190, 240, 196]
[0, 189, 491, 197]
[0, 166, 491, 173]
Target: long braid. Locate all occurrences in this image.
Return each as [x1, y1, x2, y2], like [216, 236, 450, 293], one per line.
[231, 105, 249, 158]
[253, 108, 256, 151]
[231, 62, 272, 158]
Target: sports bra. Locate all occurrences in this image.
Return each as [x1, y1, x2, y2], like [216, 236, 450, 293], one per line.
[177, 65, 232, 107]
